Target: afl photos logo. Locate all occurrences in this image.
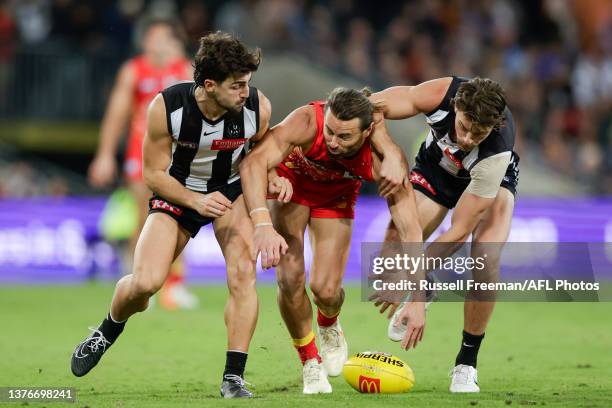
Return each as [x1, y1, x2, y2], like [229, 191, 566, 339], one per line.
[358, 375, 381, 393]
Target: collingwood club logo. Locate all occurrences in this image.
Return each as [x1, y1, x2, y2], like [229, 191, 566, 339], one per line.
[228, 123, 241, 137]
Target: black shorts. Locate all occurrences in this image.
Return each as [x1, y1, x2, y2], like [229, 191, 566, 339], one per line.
[410, 152, 519, 209]
[148, 179, 243, 237]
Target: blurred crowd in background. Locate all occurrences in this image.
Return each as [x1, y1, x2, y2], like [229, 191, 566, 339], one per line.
[0, 160, 69, 196]
[0, 0, 610, 196]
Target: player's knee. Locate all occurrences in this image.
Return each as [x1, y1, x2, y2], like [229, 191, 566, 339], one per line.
[114, 274, 132, 290]
[226, 258, 256, 296]
[279, 247, 304, 266]
[227, 278, 255, 298]
[310, 283, 341, 306]
[472, 241, 503, 279]
[277, 271, 306, 298]
[130, 273, 163, 299]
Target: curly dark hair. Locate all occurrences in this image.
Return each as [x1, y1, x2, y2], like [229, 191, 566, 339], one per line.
[326, 87, 374, 131]
[193, 31, 261, 86]
[450, 77, 507, 131]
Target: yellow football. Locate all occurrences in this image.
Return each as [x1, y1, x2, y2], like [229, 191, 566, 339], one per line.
[342, 351, 415, 394]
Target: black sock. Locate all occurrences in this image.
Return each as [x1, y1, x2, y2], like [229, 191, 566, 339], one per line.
[223, 351, 248, 380]
[455, 330, 484, 368]
[98, 313, 126, 344]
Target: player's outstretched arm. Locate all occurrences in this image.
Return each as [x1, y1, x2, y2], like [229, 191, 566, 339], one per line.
[370, 77, 453, 120]
[143, 94, 232, 218]
[384, 182, 422, 243]
[430, 193, 492, 253]
[383, 181, 427, 350]
[426, 153, 510, 256]
[240, 105, 316, 268]
[88, 62, 135, 188]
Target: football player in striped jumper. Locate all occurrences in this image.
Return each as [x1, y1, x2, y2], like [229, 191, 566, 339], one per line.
[71, 32, 285, 399]
[371, 77, 519, 393]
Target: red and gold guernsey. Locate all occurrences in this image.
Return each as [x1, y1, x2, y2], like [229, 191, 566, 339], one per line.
[124, 55, 192, 181]
[276, 101, 374, 219]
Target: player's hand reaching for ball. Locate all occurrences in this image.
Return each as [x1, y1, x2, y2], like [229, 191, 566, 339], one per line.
[370, 298, 401, 319]
[268, 176, 293, 203]
[252, 225, 288, 269]
[193, 191, 233, 218]
[397, 301, 425, 350]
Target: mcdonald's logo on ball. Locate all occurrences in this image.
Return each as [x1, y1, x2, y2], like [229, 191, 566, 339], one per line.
[358, 375, 381, 393]
[343, 351, 415, 394]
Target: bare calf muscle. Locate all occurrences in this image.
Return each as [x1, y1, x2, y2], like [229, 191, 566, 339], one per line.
[71, 32, 266, 398]
[375, 76, 518, 392]
[241, 87, 423, 392]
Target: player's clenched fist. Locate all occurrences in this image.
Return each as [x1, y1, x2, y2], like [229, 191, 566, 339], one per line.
[252, 225, 288, 269]
[378, 158, 408, 198]
[193, 191, 233, 218]
[268, 176, 293, 203]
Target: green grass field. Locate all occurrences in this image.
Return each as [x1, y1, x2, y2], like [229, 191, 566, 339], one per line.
[1, 284, 611, 407]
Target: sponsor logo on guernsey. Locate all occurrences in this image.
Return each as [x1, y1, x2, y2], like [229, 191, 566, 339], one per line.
[443, 147, 464, 169]
[359, 375, 381, 393]
[151, 199, 183, 216]
[409, 171, 437, 196]
[211, 138, 247, 150]
[177, 140, 198, 149]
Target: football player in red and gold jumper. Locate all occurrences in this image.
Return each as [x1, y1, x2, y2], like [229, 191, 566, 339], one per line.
[240, 88, 426, 393]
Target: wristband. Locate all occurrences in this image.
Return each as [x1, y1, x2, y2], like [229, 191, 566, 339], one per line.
[249, 207, 269, 216]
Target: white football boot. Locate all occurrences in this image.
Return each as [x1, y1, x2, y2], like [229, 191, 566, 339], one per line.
[302, 358, 332, 394]
[318, 320, 348, 377]
[449, 364, 480, 393]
